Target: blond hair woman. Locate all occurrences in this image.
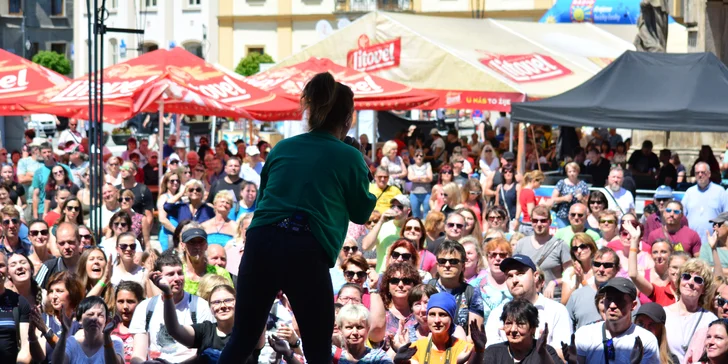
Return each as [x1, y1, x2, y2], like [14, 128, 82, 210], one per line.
[380, 140, 407, 189]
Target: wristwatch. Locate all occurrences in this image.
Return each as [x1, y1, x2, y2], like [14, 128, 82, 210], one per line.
[290, 338, 301, 349]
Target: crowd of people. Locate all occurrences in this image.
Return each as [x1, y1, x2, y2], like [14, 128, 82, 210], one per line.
[1, 105, 728, 364]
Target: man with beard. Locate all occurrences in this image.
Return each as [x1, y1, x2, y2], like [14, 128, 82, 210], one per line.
[605, 166, 634, 215]
[574, 278, 660, 363]
[682, 161, 728, 244]
[643, 186, 688, 238]
[36, 222, 82, 289]
[177, 223, 233, 296]
[485, 254, 572, 360]
[645, 200, 701, 256]
[566, 247, 621, 329]
[207, 157, 243, 207]
[129, 249, 216, 364]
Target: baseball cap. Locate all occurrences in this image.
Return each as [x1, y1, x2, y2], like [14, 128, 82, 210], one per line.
[246, 146, 260, 156]
[390, 195, 411, 209]
[175, 141, 186, 149]
[430, 128, 440, 135]
[635, 302, 667, 324]
[168, 153, 181, 163]
[499, 254, 537, 272]
[599, 277, 637, 300]
[181, 228, 207, 243]
[502, 151, 516, 161]
[710, 212, 728, 225]
[654, 185, 673, 199]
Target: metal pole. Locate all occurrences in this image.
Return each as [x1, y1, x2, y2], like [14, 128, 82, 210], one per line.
[21, 0, 26, 58]
[371, 112, 377, 162]
[158, 100, 165, 183]
[211, 116, 217, 146]
[509, 121, 514, 152]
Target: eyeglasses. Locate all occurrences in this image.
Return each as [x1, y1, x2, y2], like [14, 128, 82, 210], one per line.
[569, 213, 585, 218]
[391, 252, 413, 261]
[488, 252, 508, 259]
[488, 215, 504, 221]
[2, 218, 18, 226]
[665, 208, 681, 215]
[210, 298, 235, 307]
[404, 225, 421, 233]
[571, 244, 590, 252]
[600, 219, 616, 225]
[446, 222, 464, 229]
[469, 191, 481, 196]
[388, 277, 415, 286]
[65, 205, 80, 212]
[366, 219, 380, 225]
[80, 234, 92, 240]
[717, 295, 728, 307]
[696, 170, 710, 176]
[29, 229, 49, 236]
[588, 200, 603, 205]
[437, 258, 461, 265]
[118, 243, 137, 251]
[344, 271, 367, 279]
[338, 296, 361, 304]
[118, 197, 132, 202]
[188, 188, 202, 193]
[484, 150, 493, 153]
[532, 218, 550, 225]
[592, 261, 615, 269]
[113, 222, 128, 228]
[53, 170, 64, 176]
[342, 246, 358, 253]
[441, 171, 453, 175]
[681, 273, 705, 285]
[375, 175, 389, 180]
[168, 179, 180, 184]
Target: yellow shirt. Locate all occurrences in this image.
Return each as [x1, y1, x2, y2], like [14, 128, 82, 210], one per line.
[412, 337, 472, 364]
[368, 183, 402, 213]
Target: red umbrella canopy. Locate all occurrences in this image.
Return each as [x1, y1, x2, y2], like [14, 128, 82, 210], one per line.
[0, 48, 70, 115]
[244, 57, 437, 110]
[29, 48, 300, 123]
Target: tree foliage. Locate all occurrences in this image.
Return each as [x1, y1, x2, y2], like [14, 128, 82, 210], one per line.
[32, 51, 71, 75]
[234, 52, 275, 77]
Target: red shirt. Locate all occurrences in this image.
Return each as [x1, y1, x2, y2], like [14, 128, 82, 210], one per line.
[44, 211, 60, 227]
[648, 283, 676, 306]
[519, 188, 536, 223]
[645, 225, 702, 256]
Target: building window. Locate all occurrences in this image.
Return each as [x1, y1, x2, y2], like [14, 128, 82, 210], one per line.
[109, 0, 118, 10]
[143, 43, 159, 53]
[50, 43, 67, 56]
[188, 0, 201, 5]
[247, 47, 264, 55]
[109, 39, 119, 64]
[145, 0, 157, 7]
[51, 0, 64, 16]
[9, 0, 22, 15]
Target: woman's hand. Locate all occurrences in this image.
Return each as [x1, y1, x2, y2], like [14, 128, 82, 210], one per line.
[103, 314, 121, 338]
[707, 230, 719, 250]
[367, 269, 379, 290]
[573, 263, 584, 286]
[276, 323, 298, 346]
[102, 256, 114, 284]
[562, 193, 573, 203]
[392, 318, 410, 352]
[149, 271, 173, 296]
[543, 280, 557, 299]
[623, 222, 641, 246]
[30, 306, 48, 333]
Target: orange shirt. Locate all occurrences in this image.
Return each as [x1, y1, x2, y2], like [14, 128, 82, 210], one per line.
[412, 337, 472, 364]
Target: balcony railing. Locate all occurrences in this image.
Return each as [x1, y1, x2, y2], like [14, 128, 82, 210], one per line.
[335, 0, 413, 13]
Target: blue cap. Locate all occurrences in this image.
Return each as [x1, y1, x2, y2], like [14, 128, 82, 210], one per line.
[500, 254, 537, 272]
[427, 292, 457, 335]
[654, 185, 673, 199]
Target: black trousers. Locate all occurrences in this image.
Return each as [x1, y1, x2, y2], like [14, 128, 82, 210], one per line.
[218, 225, 335, 364]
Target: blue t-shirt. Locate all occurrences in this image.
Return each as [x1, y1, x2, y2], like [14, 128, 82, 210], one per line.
[682, 182, 728, 243]
[331, 346, 392, 364]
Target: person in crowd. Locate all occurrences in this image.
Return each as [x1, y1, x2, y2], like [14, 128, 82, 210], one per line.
[461, 237, 487, 284]
[657, 148, 678, 189]
[573, 277, 660, 363]
[128, 152, 146, 184]
[494, 165, 518, 229]
[450, 154, 469, 187]
[117, 161, 154, 240]
[429, 240, 485, 335]
[645, 200, 701, 256]
[551, 162, 589, 228]
[0, 205, 31, 255]
[201, 191, 237, 247]
[333, 238, 360, 291]
[206, 157, 244, 210]
[370, 261, 422, 341]
[76, 247, 116, 309]
[514, 206, 572, 301]
[423, 211, 445, 249]
[384, 239, 433, 282]
[339, 256, 373, 308]
[440, 182, 461, 215]
[560, 233, 598, 305]
[157, 171, 181, 251]
[18, 143, 42, 221]
[206, 245, 228, 270]
[606, 166, 635, 215]
[435, 164, 454, 188]
[479, 144, 500, 176]
[485, 254, 572, 358]
[554, 203, 601, 244]
[5, 249, 41, 310]
[628, 139, 661, 189]
[695, 319, 728, 364]
[484, 206, 509, 235]
[634, 303, 679, 364]
[76, 168, 91, 220]
[112, 280, 145, 363]
[460, 179, 484, 223]
[566, 246, 620, 329]
[381, 140, 408, 190]
[683, 161, 728, 245]
[456, 207, 482, 241]
[407, 148, 432, 219]
[662, 258, 718, 362]
[1, 163, 24, 205]
[611, 219, 654, 280]
[99, 211, 143, 263]
[141, 153, 160, 186]
[110, 232, 147, 289]
[37, 222, 82, 289]
[164, 179, 215, 224]
[27, 219, 52, 275]
[244, 145, 264, 175]
[225, 213, 251, 276]
[517, 170, 544, 236]
[0, 252, 32, 363]
[400, 217, 437, 276]
[643, 186, 686, 238]
[196, 274, 231, 303]
[362, 195, 411, 273]
[585, 191, 608, 232]
[105, 156, 122, 185]
[54, 197, 84, 234]
[100, 183, 121, 234]
[129, 249, 215, 363]
[51, 296, 125, 364]
[690, 145, 722, 184]
[369, 166, 401, 214]
[41, 163, 78, 218]
[594, 209, 619, 249]
[43, 186, 71, 228]
[178, 223, 233, 295]
[236, 181, 258, 214]
[470, 237, 512, 324]
[585, 146, 612, 188]
[483, 299, 562, 363]
[426, 212, 466, 255]
[701, 212, 728, 275]
[0, 185, 23, 225]
[392, 284, 444, 349]
[79, 224, 96, 249]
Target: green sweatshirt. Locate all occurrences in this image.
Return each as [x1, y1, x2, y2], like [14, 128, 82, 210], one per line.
[248, 130, 376, 267]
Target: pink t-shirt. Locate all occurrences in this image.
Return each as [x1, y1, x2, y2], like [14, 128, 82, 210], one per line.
[419, 249, 437, 273]
[645, 225, 702, 256]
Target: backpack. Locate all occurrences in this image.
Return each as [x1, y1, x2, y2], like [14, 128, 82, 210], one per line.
[426, 280, 476, 335]
[145, 294, 199, 332]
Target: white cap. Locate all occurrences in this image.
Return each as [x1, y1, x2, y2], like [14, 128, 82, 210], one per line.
[246, 146, 260, 156]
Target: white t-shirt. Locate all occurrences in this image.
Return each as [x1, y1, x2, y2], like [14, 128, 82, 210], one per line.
[239, 164, 261, 188]
[65, 335, 124, 364]
[110, 264, 146, 287]
[485, 294, 573, 349]
[128, 293, 215, 362]
[608, 188, 635, 215]
[575, 322, 661, 364]
[665, 308, 717, 363]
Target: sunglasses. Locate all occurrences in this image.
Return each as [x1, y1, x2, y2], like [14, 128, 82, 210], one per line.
[404, 225, 421, 233]
[569, 213, 585, 218]
[113, 222, 128, 228]
[655, 198, 670, 204]
[118, 197, 133, 203]
[446, 222, 464, 229]
[169, 160, 180, 164]
[344, 271, 367, 279]
[717, 296, 728, 307]
[29, 229, 49, 237]
[484, 150, 493, 153]
[188, 188, 202, 193]
[391, 203, 404, 211]
[600, 219, 616, 225]
[588, 200, 603, 205]
[415, 154, 423, 158]
[665, 208, 681, 215]
[2, 218, 18, 226]
[437, 258, 461, 265]
[503, 169, 514, 174]
[342, 246, 358, 253]
[168, 179, 180, 184]
[571, 244, 590, 252]
[592, 261, 615, 269]
[80, 234, 92, 240]
[532, 218, 550, 224]
[441, 171, 453, 175]
[375, 175, 389, 180]
[488, 215, 504, 221]
[391, 252, 413, 261]
[53, 170, 64, 175]
[714, 222, 725, 229]
[388, 277, 415, 286]
[488, 252, 508, 259]
[681, 273, 705, 285]
[65, 205, 80, 212]
[118, 243, 137, 251]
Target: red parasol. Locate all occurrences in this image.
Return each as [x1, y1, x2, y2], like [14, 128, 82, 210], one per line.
[26, 48, 300, 123]
[242, 57, 438, 110]
[0, 48, 71, 115]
